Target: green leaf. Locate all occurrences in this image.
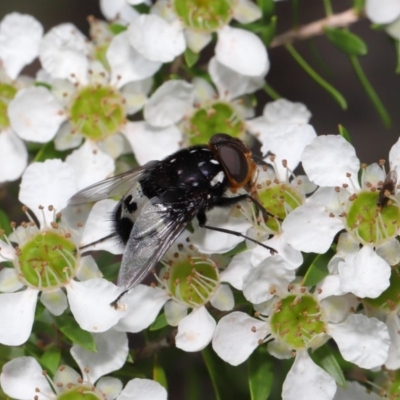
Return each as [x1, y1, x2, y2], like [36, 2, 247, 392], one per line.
[338, 125, 352, 143]
[57, 316, 96, 352]
[353, 0, 365, 13]
[311, 346, 346, 387]
[202, 346, 238, 400]
[34, 141, 69, 162]
[149, 313, 168, 331]
[257, 0, 275, 18]
[184, 47, 200, 68]
[108, 24, 127, 35]
[395, 39, 400, 74]
[350, 55, 391, 128]
[263, 83, 281, 100]
[285, 44, 347, 110]
[302, 248, 335, 287]
[153, 354, 168, 389]
[325, 27, 367, 56]
[248, 346, 273, 400]
[0, 209, 11, 235]
[40, 347, 61, 376]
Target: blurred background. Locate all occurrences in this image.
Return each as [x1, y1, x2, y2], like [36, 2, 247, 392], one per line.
[2, 0, 400, 164]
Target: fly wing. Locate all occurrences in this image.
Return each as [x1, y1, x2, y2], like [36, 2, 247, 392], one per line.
[68, 161, 158, 205]
[117, 197, 199, 291]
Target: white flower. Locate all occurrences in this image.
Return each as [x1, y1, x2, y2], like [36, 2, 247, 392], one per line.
[365, 0, 400, 24]
[0, 160, 126, 345]
[0, 13, 44, 182]
[8, 23, 158, 164]
[115, 238, 234, 352]
[212, 283, 390, 400]
[125, 0, 269, 76]
[282, 135, 400, 298]
[130, 56, 265, 166]
[0, 331, 167, 400]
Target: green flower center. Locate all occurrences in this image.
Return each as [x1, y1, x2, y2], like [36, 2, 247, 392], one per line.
[364, 266, 400, 312]
[17, 231, 77, 289]
[346, 191, 400, 245]
[186, 101, 244, 146]
[58, 386, 101, 400]
[0, 83, 17, 129]
[173, 0, 233, 32]
[385, 370, 400, 399]
[258, 183, 303, 232]
[69, 85, 125, 141]
[270, 294, 326, 349]
[166, 256, 218, 306]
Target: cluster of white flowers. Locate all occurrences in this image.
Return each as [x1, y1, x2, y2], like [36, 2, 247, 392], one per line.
[1, 1, 400, 399]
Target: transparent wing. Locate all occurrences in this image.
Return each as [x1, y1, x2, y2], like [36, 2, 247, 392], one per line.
[68, 161, 157, 205]
[117, 197, 199, 291]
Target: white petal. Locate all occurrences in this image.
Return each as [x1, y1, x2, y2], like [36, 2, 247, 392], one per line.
[66, 278, 127, 332]
[282, 350, 336, 400]
[336, 232, 360, 257]
[71, 329, 128, 383]
[0, 357, 52, 400]
[320, 296, 350, 323]
[121, 78, 153, 115]
[0, 13, 43, 80]
[216, 26, 269, 76]
[220, 251, 253, 290]
[361, 163, 385, 189]
[386, 17, 400, 40]
[333, 381, 381, 400]
[376, 239, 400, 266]
[0, 239, 15, 262]
[53, 364, 82, 387]
[282, 203, 343, 253]
[77, 255, 103, 281]
[329, 314, 390, 369]
[302, 135, 360, 188]
[175, 307, 216, 352]
[365, 0, 400, 23]
[233, 0, 262, 23]
[144, 80, 193, 127]
[19, 159, 78, 226]
[262, 98, 311, 124]
[190, 207, 252, 254]
[0, 289, 38, 346]
[100, 0, 139, 23]
[243, 256, 295, 303]
[123, 121, 182, 165]
[164, 300, 188, 326]
[251, 122, 316, 180]
[267, 340, 293, 359]
[54, 122, 84, 151]
[339, 246, 390, 298]
[212, 311, 268, 365]
[96, 376, 123, 400]
[209, 57, 265, 100]
[114, 285, 169, 332]
[384, 312, 400, 369]
[39, 23, 89, 83]
[390, 135, 400, 169]
[0, 129, 27, 183]
[317, 275, 345, 301]
[192, 77, 216, 103]
[118, 378, 167, 400]
[79, 199, 123, 254]
[210, 284, 234, 311]
[40, 288, 68, 316]
[128, 14, 185, 62]
[107, 32, 162, 88]
[184, 29, 212, 53]
[66, 141, 115, 190]
[8, 87, 65, 142]
[0, 268, 23, 293]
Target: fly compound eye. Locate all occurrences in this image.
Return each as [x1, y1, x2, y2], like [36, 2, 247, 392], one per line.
[209, 134, 256, 189]
[218, 142, 249, 185]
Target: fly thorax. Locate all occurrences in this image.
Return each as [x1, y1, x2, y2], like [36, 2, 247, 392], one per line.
[161, 244, 219, 307]
[13, 207, 80, 291]
[184, 101, 245, 146]
[173, 0, 234, 33]
[270, 293, 328, 351]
